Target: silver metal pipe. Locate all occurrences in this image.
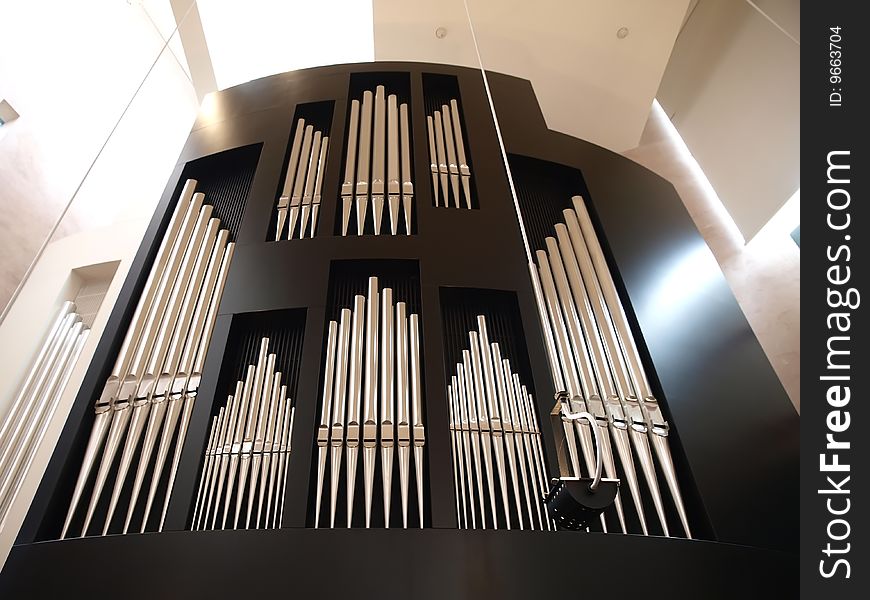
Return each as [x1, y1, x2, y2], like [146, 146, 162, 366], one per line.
[234, 339, 270, 529]
[379, 288, 394, 526]
[362, 278, 379, 527]
[112, 180, 198, 393]
[258, 376, 282, 528]
[561, 211, 663, 535]
[245, 353, 276, 528]
[433, 110, 449, 207]
[191, 409, 222, 530]
[60, 412, 110, 538]
[276, 119, 305, 240]
[456, 363, 478, 529]
[289, 125, 313, 239]
[105, 196, 216, 534]
[468, 331, 498, 529]
[345, 295, 366, 526]
[127, 198, 209, 393]
[341, 101, 360, 236]
[157, 238, 235, 531]
[426, 116, 439, 207]
[201, 393, 235, 530]
[569, 200, 691, 537]
[450, 99, 472, 209]
[528, 263, 565, 393]
[387, 95, 400, 235]
[555, 225, 627, 533]
[330, 309, 352, 528]
[311, 137, 328, 238]
[441, 104, 461, 208]
[251, 364, 280, 528]
[355, 91, 373, 235]
[545, 236, 609, 532]
[209, 383, 242, 529]
[409, 313, 424, 529]
[192, 241, 236, 379]
[508, 370, 544, 530]
[371, 86, 386, 235]
[534, 253, 582, 480]
[222, 365, 255, 530]
[315, 321, 338, 528]
[0, 312, 77, 486]
[476, 318, 510, 530]
[156, 232, 232, 527]
[62, 189, 201, 538]
[106, 212, 218, 534]
[264, 393, 285, 528]
[543, 241, 597, 473]
[399, 103, 413, 235]
[300, 130, 322, 239]
[448, 381, 467, 528]
[521, 386, 554, 531]
[490, 343, 522, 530]
[0, 301, 74, 459]
[277, 401, 294, 528]
[125, 220, 225, 533]
[501, 357, 533, 530]
[0, 321, 87, 522]
[395, 302, 410, 528]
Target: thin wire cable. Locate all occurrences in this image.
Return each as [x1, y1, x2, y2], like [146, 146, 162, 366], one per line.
[744, 0, 799, 46]
[461, 0, 532, 265]
[0, 0, 198, 325]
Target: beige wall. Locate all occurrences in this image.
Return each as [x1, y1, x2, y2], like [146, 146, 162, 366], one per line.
[657, 0, 799, 240]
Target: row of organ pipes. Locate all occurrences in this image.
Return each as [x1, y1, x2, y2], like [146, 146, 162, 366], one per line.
[341, 86, 414, 236]
[191, 338, 295, 530]
[315, 277, 425, 528]
[446, 316, 551, 530]
[426, 99, 472, 208]
[528, 196, 691, 537]
[60, 179, 235, 538]
[274, 118, 329, 240]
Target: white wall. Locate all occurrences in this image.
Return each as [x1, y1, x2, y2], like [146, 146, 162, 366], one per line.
[0, 221, 150, 567]
[656, 0, 800, 240]
[0, 0, 198, 564]
[0, 0, 198, 310]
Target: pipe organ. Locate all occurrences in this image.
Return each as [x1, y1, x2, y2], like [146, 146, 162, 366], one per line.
[0, 63, 798, 599]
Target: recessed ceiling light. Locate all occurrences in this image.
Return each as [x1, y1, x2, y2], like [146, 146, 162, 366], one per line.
[616, 27, 629, 39]
[435, 27, 448, 39]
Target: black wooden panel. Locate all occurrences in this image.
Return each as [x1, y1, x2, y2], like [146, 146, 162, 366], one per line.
[0, 529, 797, 599]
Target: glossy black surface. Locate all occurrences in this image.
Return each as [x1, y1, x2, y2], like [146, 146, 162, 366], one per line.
[7, 62, 797, 595]
[0, 529, 796, 599]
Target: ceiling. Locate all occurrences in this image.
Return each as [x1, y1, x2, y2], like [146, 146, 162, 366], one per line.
[374, 0, 691, 151]
[185, 0, 690, 152]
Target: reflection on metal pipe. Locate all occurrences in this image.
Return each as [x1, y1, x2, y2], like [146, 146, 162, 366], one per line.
[342, 86, 413, 236]
[520, 194, 693, 538]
